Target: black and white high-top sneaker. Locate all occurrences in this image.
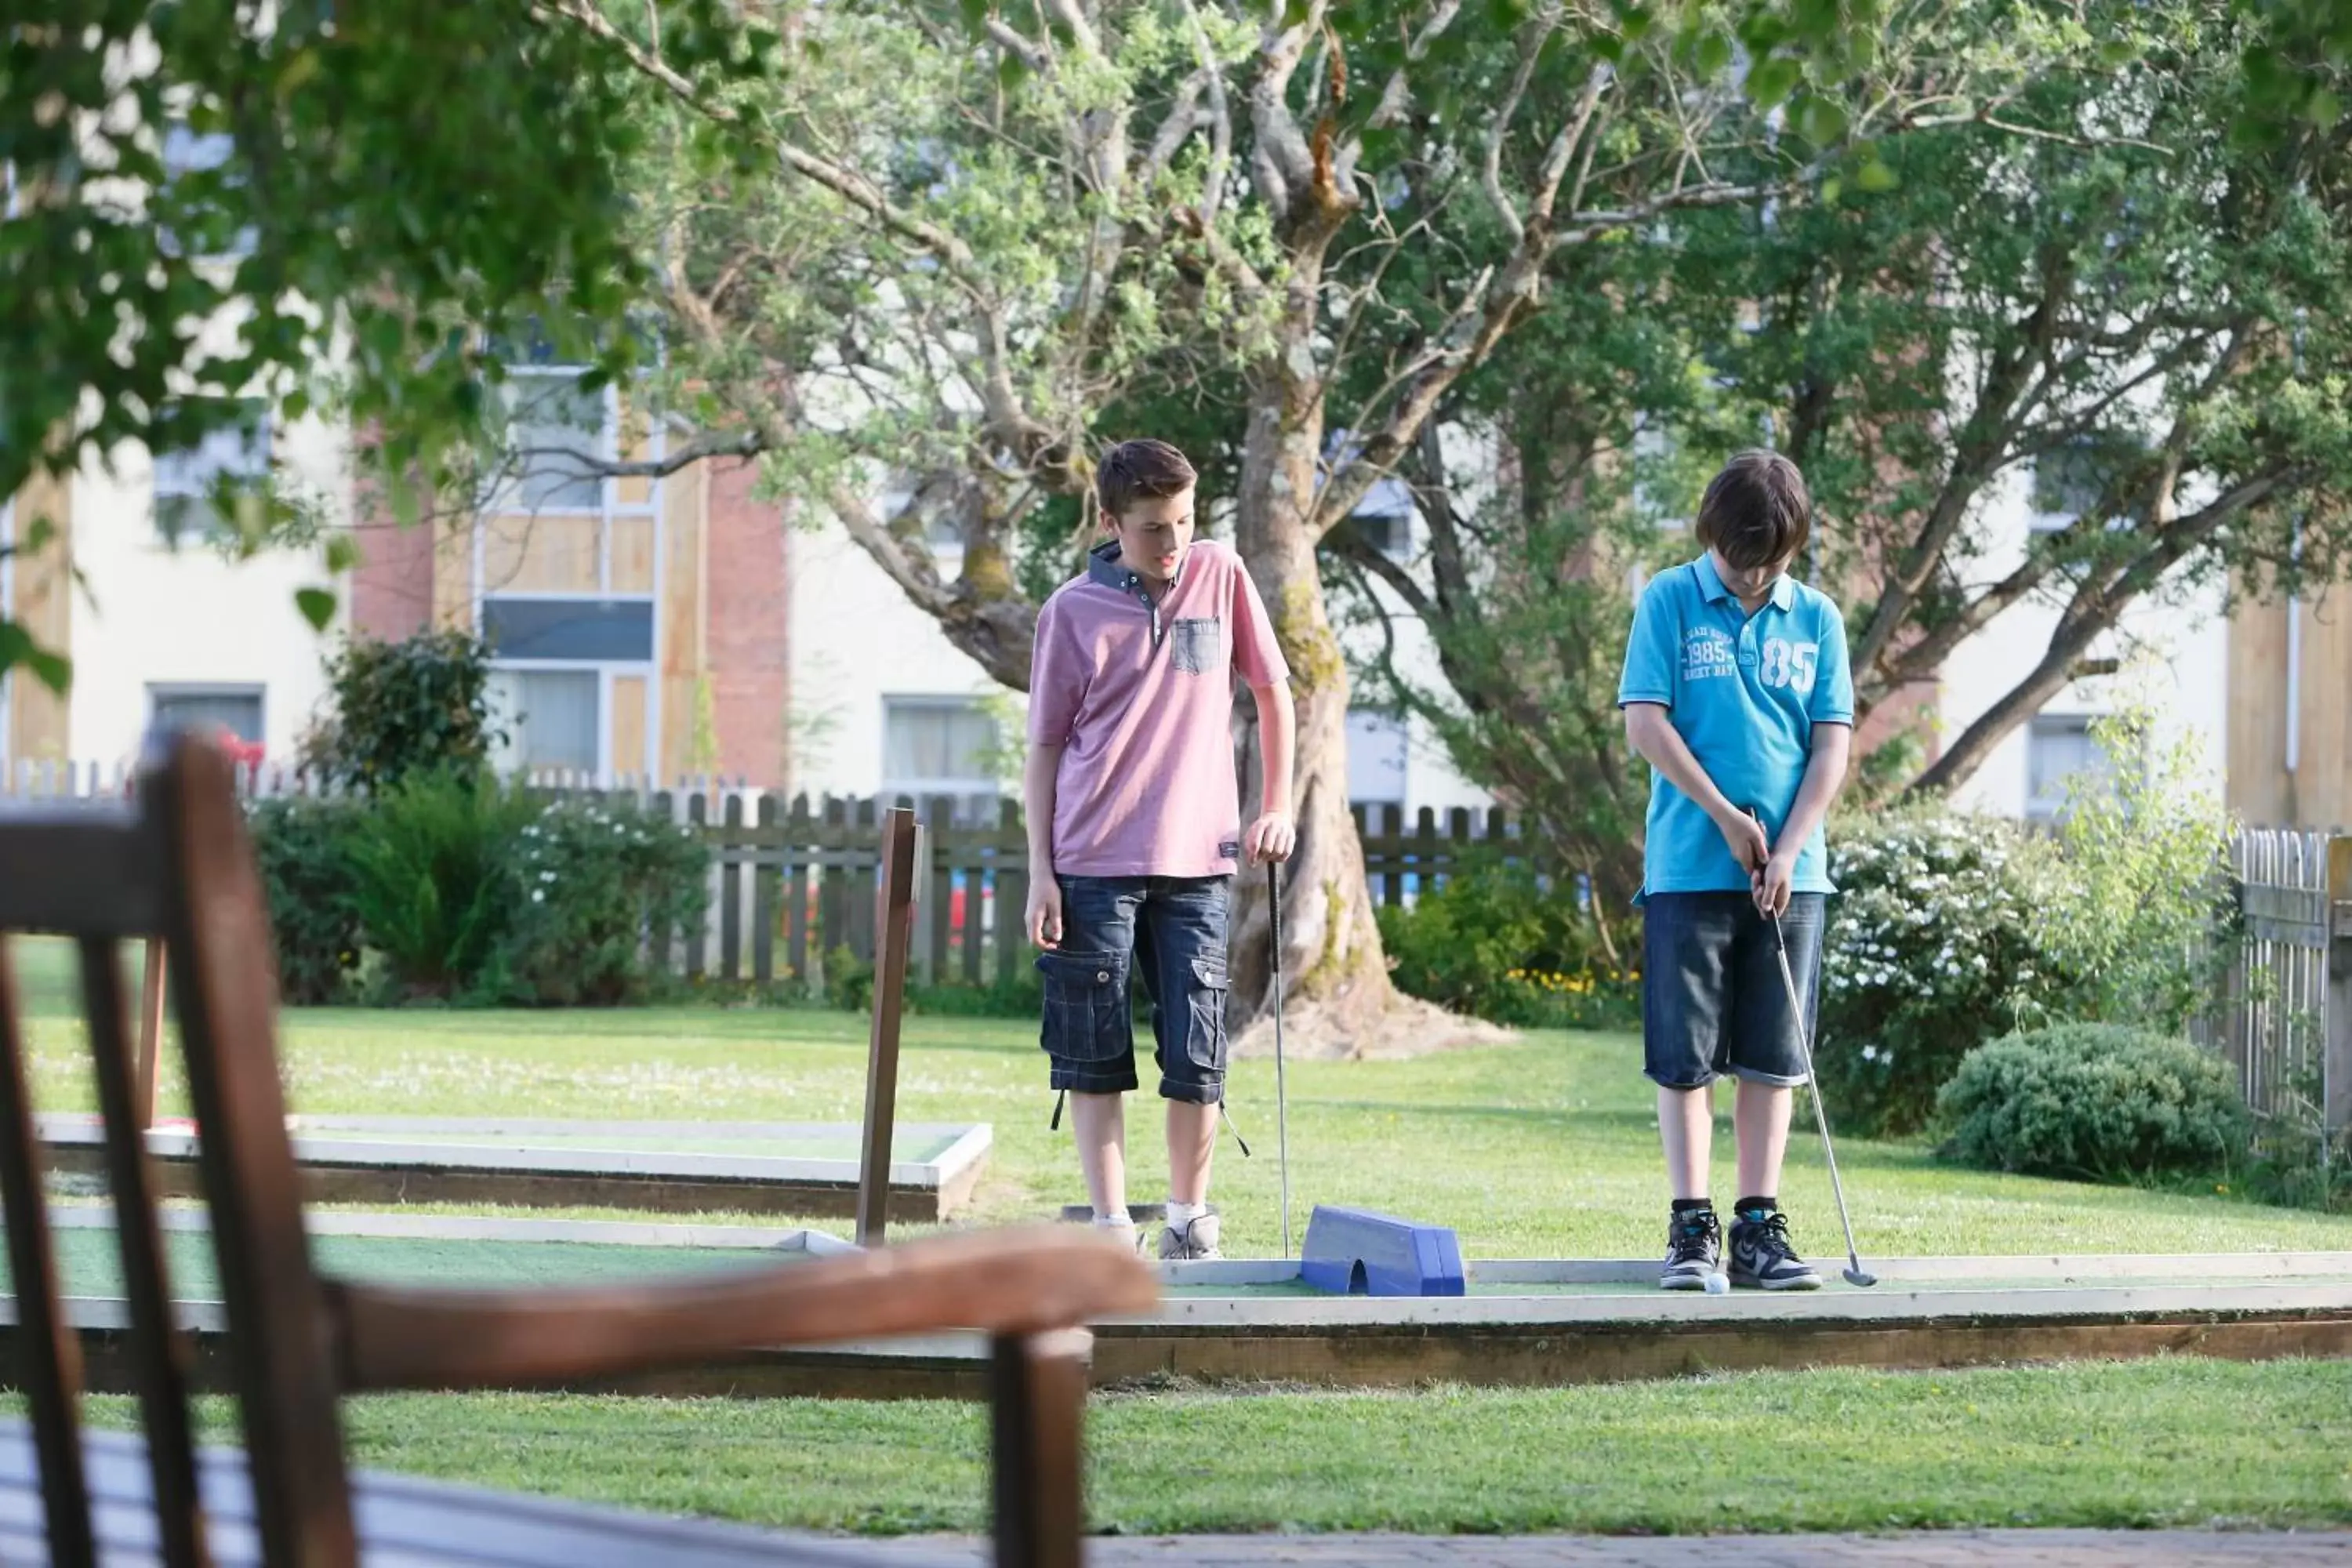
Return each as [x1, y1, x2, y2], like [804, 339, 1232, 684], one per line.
[1659, 1207, 1722, 1290]
[1728, 1206, 1824, 1290]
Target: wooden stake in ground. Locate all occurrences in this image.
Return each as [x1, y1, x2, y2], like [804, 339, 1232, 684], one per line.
[855, 810, 920, 1247]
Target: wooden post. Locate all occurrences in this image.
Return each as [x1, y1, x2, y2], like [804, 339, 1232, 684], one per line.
[855, 810, 921, 1247]
[2327, 835, 2352, 1138]
[136, 938, 166, 1131]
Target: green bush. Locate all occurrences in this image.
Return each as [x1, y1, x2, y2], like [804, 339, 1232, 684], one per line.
[246, 795, 367, 1004]
[2028, 710, 2231, 1035]
[304, 630, 503, 791]
[1377, 859, 1635, 1029]
[344, 770, 537, 1000]
[1937, 1024, 2252, 1183]
[1818, 804, 2073, 1136]
[491, 793, 710, 1006]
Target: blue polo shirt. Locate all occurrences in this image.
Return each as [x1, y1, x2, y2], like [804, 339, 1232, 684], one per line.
[1617, 554, 1855, 901]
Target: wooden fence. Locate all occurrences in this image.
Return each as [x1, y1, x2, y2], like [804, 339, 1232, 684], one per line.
[696, 797, 1512, 991]
[2198, 828, 2352, 1138]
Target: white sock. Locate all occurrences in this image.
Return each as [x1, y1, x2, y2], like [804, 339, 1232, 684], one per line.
[1093, 1207, 1134, 1230]
[1165, 1200, 1207, 1229]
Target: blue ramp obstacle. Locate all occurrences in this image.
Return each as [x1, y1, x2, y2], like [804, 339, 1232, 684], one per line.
[1299, 1205, 1465, 1297]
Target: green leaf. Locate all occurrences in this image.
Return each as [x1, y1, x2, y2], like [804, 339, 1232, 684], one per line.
[2309, 87, 2342, 128]
[325, 534, 362, 574]
[1820, 176, 1842, 205]
[1795, 93, 1849, 147]
[26, 649, 71, 695]
[1747, 56, 1803, 110]
[1694, 32, 1733, 78]
[23, 516, 55, 553]
[296, 587, 339, 631]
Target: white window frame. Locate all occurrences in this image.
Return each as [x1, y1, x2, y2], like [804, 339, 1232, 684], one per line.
[487, 659, 657, 785]
[880, 695, 1004, 815]
[1345, 706, 1410, 810]
[2024, 713, 2117, 820]
[147, 682, 267, 746]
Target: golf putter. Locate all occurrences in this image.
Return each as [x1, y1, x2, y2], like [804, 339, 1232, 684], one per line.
[1750, 810, 1877, 1288]
[1269, 858, 1294, 1259]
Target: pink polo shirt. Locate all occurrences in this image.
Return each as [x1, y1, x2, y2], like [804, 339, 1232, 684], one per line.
[1029, 538, 1289, 878]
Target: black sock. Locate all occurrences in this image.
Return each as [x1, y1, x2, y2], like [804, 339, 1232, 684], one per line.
[1736, 1196, 1778, 1216]
[1671, 1198, 1713, 1215]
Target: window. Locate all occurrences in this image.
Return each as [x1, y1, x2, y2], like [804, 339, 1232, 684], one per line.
[1352, 478, 1414, 559]
[882, 697, 1001, 815]
[481, 598, 655, 662]
[489, 669, 601, 775]
[1346, 709, 1409, 808]
[2030, 437, 2145, 532]
[153, 408, 270, 545]
[148, 685, 263, 750]
[2025, 714, 2118, 818]
[499, 371, 612, 513]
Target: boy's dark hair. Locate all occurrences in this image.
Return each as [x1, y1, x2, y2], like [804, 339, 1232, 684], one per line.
[1096, 439, 1197, 521]
[1695, 450, 1812, 569]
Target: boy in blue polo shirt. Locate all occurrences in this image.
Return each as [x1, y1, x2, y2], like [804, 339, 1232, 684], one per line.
[1617, 451, 1854, 1290]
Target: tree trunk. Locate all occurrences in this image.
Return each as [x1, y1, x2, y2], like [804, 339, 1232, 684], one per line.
[1906, 612, 2107, 797]
[1225, 365, 1396, 1038]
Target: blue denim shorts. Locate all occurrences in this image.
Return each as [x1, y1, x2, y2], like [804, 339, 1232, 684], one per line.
[1037, 875, 1232, 1104]
[1642, 891, 1826, 1089]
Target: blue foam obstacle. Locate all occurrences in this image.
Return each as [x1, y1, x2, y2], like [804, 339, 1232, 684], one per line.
[1298, 1204, 1466, 1297]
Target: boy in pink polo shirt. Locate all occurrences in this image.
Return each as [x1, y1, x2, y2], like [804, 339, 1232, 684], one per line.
[1025, 438, 1297, 1261]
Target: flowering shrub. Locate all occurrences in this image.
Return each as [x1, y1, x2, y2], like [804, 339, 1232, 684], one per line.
[1817, 804, 2073, 1135]
[267, 770, 710, 1006]
[490, 794, 710, 1005]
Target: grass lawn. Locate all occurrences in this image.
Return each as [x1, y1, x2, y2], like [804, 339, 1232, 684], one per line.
[18, 934, 2347, 1258]
[66, 1358, 2352, 1534]
[16, 938, 2352, 1534]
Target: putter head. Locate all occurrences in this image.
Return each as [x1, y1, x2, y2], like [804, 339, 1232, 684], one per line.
[1842, 1265, 1878, 1288]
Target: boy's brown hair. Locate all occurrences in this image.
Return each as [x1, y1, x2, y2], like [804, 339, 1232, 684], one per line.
[1096, 438, 1197, 521]
[1695, 450, 1812, 570]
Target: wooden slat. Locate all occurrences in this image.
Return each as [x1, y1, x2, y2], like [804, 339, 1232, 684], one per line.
[648, 791, 676, 973]
[989, 1329, 1091, 1568]
[995, 798, 1027, 989]
[857, 811, 919, 1247]
[0, 936, 95, 1567]
[925, 797, 955, 989]
[848, 800, 879, 962]
[148, 739, 358, 1566]
[786, 795, 813, 984]
[0, 816, 163, 936]
[753, 796, 779, 988]
[335, 1225, 1154, 1392]
[75, 936, 206, 1568]
[818, 797, 848, 971]
[720, 794, 746, 983]
[960, 849, 987, 989]
[684, 793, 709, 980]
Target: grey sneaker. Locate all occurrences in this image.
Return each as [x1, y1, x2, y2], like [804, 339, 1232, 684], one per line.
[1659, 1207, 1722, 1290]
[1728, 1207, 1824, 1290]
[1158, 1207, 1223, 1261]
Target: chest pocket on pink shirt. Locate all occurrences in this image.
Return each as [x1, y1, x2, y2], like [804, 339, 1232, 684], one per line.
[1170, 616, 1222, 674]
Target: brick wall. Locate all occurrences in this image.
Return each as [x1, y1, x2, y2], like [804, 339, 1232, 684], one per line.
[703, 456, 789, 788]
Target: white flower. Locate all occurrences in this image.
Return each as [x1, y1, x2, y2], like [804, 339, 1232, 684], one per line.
[1861, 1044, 1878, 1062]
[532, 890, 546, 903]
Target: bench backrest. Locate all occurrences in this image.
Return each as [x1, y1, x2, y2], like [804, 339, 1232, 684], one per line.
[0, 735, 354, 1567]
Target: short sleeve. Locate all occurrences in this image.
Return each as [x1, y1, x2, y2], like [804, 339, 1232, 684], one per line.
[1808, 601, 1855, 725]
[1617, 576, 1677, 708]
[1027, 597, 1084, 746]
[1229, 556, 1290, 689]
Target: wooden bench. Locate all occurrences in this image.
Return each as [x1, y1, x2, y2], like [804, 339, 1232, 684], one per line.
[0, 736, 1155, 1566]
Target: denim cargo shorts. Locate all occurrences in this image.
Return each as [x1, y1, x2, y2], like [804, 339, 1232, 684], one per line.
[1641, 891, 1826, 1089]
[1037, 874, 1232, 1105]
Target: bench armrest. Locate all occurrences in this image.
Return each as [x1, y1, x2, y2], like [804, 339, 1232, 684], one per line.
[328, 1225, 1156, 1392]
